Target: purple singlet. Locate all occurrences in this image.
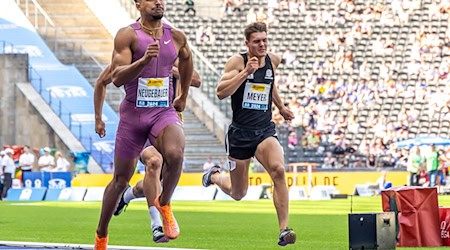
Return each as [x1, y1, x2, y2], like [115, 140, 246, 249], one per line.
[114, 22, 180, 160]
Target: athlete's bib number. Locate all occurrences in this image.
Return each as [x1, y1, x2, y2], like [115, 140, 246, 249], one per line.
[242, 82, 270, 110]
[136, 77, 170, 107]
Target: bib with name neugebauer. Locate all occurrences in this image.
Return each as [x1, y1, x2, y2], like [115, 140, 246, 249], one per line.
[136, 77, 170, 107]
[242, 82, 270, 111]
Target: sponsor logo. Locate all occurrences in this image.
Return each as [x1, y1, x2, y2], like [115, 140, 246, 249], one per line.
[71, 114, 107, 124]
[5, 45, 42, 57]
[146, 78, 164, 87]
[93, 140, 115, 153]
[265, 69, 273, 79]
[251, 84, 266, 92]
[48, 178, 67, 189]
[47, 85, 87, 98]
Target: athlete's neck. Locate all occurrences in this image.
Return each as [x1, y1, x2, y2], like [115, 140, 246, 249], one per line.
[140, 19, 162, 29]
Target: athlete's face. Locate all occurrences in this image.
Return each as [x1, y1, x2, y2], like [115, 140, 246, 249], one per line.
[137, 0, 164, 20]
[246, 32, 268, 58]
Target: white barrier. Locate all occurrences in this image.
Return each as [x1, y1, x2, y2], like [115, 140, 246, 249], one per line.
[214, 185, 269, 201]
[289, 186, 308, 200]
[83, 187, 105, 201]
[309, 185, 337, 200]
[171, 186, 217, 201]
[353, 184, 375, 197]
[62, 187, 87, 201]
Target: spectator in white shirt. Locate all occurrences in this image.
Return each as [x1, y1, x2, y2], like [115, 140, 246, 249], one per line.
[246, 7, 257, 24]
[202, 157, 216, 172]
[38, 147, 55, 172]
[19, 145, 35, 174]
[2, 148, 15, 199]
[0, 150, 4, 175]
[53, 151, 70, 172]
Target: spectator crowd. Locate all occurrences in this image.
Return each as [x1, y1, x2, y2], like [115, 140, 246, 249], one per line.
[0, 145, 73, 199]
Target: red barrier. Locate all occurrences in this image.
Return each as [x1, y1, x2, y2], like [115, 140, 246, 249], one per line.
[439, 207, 450, 246]
[381, 186, 442, 247]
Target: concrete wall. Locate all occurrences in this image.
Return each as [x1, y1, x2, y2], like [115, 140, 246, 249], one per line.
[0, 53, 27, 145]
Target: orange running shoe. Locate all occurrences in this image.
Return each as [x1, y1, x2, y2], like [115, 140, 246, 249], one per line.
[154, 195, 179, 239]
[94, 233, 108, 250]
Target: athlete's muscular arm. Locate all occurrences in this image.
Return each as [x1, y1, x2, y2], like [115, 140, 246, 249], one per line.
[172, 29, 193, 112]
[216, 55, 258, 100]
[173, 60, 201, 87]
[94, 64, 113, 138]
[111, 27, 159, 87]
[269, 52, 294, 121]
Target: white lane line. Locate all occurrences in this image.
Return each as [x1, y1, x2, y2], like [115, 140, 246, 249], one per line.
[0, 241, 204, 250]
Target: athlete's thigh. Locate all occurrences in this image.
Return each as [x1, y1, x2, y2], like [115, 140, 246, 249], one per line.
[229, 157, 251, 192]
[255, 136, 284, 172]
[154, 124, 185, 156]
[114, 155, 138, 180]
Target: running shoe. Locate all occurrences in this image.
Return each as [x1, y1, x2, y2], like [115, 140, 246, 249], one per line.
[114, 186, 130, 216]
[94, 233, 108, 250]
[154, 195, 179, 239]
[152, 226, 169, 243]
[278, 228, 296, 246]
[202, 166, 220, 187]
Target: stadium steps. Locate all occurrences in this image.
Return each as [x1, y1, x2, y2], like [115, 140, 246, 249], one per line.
[20, 0, 113, 65]
[17, 0, 119, 109]
[182, 110, 227, 171]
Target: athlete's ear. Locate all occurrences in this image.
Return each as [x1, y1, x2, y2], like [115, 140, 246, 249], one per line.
[135, 0, 141, 10]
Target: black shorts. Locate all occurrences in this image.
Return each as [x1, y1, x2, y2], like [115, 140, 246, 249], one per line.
[225, 122, 277, 160]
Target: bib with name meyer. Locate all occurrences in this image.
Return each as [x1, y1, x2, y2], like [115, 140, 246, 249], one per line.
[242, 82, 270, 111]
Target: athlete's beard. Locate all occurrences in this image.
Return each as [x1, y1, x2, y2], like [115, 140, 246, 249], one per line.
[152, 14, 163, 20]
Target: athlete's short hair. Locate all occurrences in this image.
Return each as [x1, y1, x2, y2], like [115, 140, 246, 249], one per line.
[244, 22, 267, 41]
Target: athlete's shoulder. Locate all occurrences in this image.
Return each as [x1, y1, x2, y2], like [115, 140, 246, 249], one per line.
[118, 24, 136, 34]
[222, 54, 244, 72]
[115, 25, 136, 42]
[170, 27, 188, 42]
[227, 54, 245, 66]
[267, 52, 281, 68]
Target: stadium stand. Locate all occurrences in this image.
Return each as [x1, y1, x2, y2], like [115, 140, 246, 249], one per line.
[0, 0, 118, 171]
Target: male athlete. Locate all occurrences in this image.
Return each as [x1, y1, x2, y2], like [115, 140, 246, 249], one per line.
[93, 0, 193, 248]
[95, 59, 200, 243]
[203, 22, 296, 246]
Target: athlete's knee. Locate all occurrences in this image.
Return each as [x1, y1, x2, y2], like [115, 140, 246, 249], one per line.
[133, 182, 144, 197]
[112, 176, 129, 191]
[164, 147, 184, 165]
[144, 155, 163, 172]
[133, 186, 144, 197]
[269, 164, 286, 182]
[231, 189, 247, 201]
